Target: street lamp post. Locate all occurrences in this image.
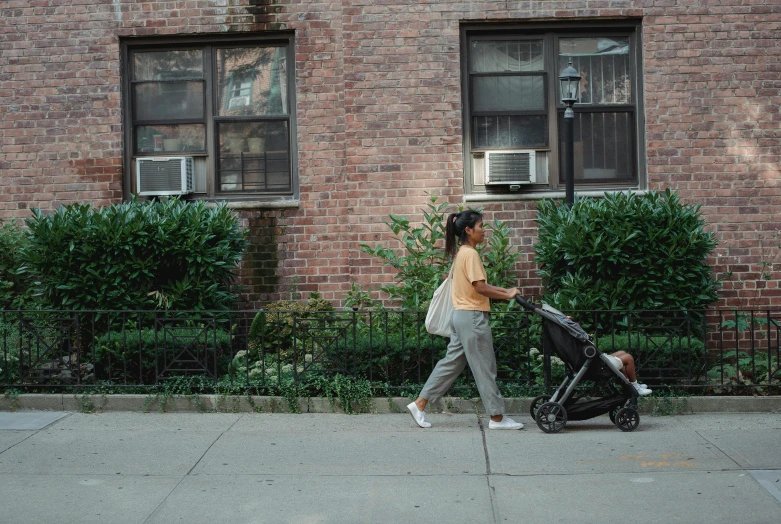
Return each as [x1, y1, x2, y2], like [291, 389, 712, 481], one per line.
[559, 59, 582, 208]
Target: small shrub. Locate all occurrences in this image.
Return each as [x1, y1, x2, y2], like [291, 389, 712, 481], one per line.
[359, 195, 522, 310]
[359, 195, 450, 310]
[246, 293, 335, 362]
[528, 346, 566, 387]
[706, 352, 780, 394]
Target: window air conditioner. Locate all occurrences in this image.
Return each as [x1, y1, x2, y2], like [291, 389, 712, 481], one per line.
[136, 157, 194, 196]
[228, 96, 250, 109]
[484, 150, 536, 185]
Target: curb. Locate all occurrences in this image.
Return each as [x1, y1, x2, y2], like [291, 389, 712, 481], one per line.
[2, 394, 781, 414]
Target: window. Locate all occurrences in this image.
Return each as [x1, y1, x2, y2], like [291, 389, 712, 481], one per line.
[462, 22, 644, 195]
[122, 34, 296, 198]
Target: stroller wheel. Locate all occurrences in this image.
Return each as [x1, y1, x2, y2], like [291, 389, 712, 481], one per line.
[615, 407, 640, 432]
[529, 395, 552, 419]
[535, 402, 567, 434]
[608, 407, 620, 424]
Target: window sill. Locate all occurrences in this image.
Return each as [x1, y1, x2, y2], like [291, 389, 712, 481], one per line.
[205, 199, 300, 210]
[464, 188, 646, 202]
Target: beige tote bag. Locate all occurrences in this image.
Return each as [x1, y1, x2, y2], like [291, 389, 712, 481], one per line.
[425, 266, 454, 337]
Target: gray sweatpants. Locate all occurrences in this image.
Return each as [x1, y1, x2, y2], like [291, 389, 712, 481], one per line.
[419, 309, 505, 416]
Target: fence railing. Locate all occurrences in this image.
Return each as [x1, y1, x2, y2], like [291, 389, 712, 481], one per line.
[1, 308, 779, 393]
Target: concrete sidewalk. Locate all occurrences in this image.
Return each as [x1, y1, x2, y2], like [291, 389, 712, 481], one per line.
[0, 410, 780, 524]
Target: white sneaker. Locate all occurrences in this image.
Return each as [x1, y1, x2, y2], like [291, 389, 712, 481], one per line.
[632, 383, 653, 396]
[407, 402, 431, 428]
[488, 416, 524, 430]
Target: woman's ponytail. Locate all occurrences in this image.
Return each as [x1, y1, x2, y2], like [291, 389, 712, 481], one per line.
[445, 212, 459, 258]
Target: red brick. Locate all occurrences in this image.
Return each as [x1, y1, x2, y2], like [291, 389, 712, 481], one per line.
[2, 1, 781, 308]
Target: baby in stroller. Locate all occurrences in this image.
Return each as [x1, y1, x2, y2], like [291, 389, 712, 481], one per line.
[604, 351, 653, 396]
[515, 297, 651, 433]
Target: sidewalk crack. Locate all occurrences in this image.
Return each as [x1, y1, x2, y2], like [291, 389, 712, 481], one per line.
[478, 415, 500, 523]
[696, 430, 747, 470]
[142, 414, 246, 524]
[184, 413, 244, 476]
[478, 415, 491, 475]
[0, 413, 73, 456]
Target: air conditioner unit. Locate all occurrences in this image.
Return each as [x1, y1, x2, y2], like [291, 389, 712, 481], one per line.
[136, 157, 194, 196]
[484, 150, 536, 185]
[228, 96, 250, 109]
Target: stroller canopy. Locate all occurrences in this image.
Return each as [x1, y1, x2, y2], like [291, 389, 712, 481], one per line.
[541, 304, 598, 374]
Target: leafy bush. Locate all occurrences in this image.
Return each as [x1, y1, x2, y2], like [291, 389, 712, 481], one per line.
[535, 190, 719, 327]
[359, 195, 450, 310]
[0, 220, 35, 310]
[22, 198, 247, 311]
[359, 195, 522, 310]
[480, 218, 522, 290]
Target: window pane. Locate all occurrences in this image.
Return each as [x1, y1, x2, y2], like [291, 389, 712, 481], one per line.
[216, 47, 288, 116]
[472, 75, 545, 112]
[559, 37, 631, 105]
[133, 50, 203, 81]
[471, 40, 543, 72]
[217, 121, 290, 192]
[559, 111, 633, 182]
[134, 81, 204, 120]
[135, 125, 205, 154]
[473, 115, 547, 149]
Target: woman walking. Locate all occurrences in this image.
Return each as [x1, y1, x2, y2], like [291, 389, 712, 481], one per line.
[407, 210, 524, 430]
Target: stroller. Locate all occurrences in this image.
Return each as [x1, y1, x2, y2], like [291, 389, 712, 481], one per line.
[515, 297, 642, 433]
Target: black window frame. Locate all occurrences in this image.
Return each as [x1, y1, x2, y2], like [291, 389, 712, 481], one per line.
[121, 33, 298, 201]
[461, 20, 645, 196]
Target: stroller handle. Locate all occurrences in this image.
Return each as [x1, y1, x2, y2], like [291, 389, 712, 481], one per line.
[515, 295, 537, 311]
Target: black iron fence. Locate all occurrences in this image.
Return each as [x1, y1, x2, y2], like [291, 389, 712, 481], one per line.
[1, 308, 779, 394]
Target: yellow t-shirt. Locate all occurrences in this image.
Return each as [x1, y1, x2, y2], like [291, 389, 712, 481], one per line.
[451, 245, 490, 312]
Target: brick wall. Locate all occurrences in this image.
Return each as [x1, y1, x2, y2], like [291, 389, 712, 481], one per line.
[1, 0, 780, 309]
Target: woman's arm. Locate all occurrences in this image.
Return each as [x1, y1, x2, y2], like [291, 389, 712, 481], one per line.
[473, 280, 519, 300]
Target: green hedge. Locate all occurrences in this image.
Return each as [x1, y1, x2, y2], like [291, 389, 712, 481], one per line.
[94, 326, 233, 384]
[22, 198, 247, 311]
[535, 190, 719, 329]
[595, 333, 705, 379]
[0, 220, 34, 310]
[0, 318, 21, 383]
